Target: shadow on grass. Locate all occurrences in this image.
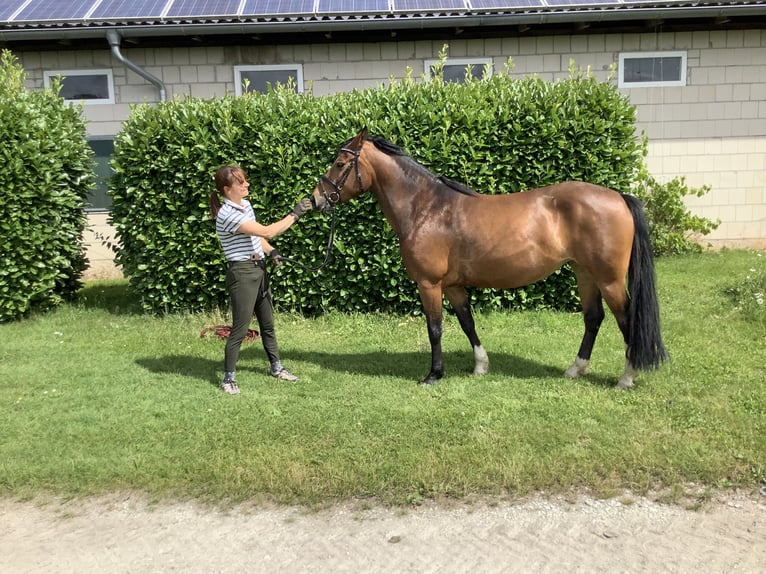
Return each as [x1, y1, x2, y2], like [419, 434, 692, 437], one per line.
[77, 281, 142, 315]
[136, 349, 615, 387]
[136, 355, 221, 388]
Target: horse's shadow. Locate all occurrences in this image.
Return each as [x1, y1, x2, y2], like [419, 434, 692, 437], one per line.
[136, 348, 614, 387]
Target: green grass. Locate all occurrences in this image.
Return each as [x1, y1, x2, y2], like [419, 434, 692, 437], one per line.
[1, 250, 764, 506]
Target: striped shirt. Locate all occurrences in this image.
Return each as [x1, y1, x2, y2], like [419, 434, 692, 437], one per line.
[216, 198, 265, 261]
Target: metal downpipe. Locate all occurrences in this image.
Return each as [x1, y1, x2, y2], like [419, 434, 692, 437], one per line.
[106, 29, 167, 101]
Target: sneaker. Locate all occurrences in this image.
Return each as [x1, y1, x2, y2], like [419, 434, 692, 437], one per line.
[220, 379, 240, 395]
[271, 367, 298, 382]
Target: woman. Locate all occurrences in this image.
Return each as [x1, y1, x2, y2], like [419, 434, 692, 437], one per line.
[209, 165, 313, 395]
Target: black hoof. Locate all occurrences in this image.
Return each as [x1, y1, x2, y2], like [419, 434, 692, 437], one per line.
[419, 374, 441, 386]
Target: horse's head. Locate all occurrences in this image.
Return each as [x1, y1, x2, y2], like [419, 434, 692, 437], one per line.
[310, 126, 369, 213]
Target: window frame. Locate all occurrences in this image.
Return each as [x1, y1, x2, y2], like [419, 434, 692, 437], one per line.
[233, 64, 304, 95]
[43, 69, 115, 104]
[618, 51, 687, 88]
[423, 57, 494, 83]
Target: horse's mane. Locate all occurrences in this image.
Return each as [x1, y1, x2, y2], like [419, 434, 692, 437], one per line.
[366, 136, 481, 197]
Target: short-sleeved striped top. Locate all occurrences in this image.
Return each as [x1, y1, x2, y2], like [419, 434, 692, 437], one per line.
[215, 198, 265, 261]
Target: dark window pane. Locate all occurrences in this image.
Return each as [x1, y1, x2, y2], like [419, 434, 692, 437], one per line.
[240, 70, 297, 93]
[623, 57, 682, 83]
[59, 75, 110, 100]
[434, 63, 486, 83]
[87, 138, 114, 211]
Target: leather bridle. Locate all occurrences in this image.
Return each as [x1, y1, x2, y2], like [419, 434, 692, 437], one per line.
[317, 146, 362, 207]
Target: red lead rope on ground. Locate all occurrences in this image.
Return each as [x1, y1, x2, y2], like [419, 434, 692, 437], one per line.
[200, 326, 260, 342]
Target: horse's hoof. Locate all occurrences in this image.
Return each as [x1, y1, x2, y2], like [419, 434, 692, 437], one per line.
[615, 377, 634, 389]
[564, 358, 590, 379]
[419, 375, 440, 385]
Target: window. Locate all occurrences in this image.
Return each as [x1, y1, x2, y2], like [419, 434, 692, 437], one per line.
[234, 65, 304, 95]
[618, 52, 687, 88]
[43, 69, 115, 104]
[87, 137, 114, 212]
[424, 58, 493, 83]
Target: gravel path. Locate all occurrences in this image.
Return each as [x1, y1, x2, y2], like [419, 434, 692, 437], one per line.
[2, 492, 764, 573]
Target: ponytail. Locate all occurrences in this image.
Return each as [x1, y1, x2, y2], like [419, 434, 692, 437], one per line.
[209, 188, 222, 219]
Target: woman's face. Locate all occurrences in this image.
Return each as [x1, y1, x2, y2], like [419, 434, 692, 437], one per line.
[223, 173, 250, 203]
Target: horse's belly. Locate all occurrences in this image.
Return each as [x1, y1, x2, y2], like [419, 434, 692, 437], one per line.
[460, 252, 564, 289]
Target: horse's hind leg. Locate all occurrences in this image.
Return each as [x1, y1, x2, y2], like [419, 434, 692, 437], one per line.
[565, 267, 605, 379]
[444, 286, 488, 375]
[600, 283, 636, 389]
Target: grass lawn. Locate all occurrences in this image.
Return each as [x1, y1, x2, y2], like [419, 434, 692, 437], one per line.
[1, 249, 764, 506]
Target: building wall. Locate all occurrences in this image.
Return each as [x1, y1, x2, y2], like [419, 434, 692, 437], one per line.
[17, 28, 766, 277]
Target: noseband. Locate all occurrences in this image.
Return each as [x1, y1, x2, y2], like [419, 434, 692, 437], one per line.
[318, 146, 362, 207]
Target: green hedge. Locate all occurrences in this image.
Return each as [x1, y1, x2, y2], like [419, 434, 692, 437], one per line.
[0, 50, 92, 322]
[110, 63, 646, 315]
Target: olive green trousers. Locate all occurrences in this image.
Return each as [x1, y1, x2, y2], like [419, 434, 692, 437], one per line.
[224, 260, 280, 373]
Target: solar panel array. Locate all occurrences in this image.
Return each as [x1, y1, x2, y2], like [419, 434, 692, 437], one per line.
[90, 0, 168, 19]
[14, 0, 95, 21]
[0, 0, 745, 23]
[166, 0, 242, 18]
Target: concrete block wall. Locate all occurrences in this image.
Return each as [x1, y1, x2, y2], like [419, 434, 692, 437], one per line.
[16, 28, 766, 277]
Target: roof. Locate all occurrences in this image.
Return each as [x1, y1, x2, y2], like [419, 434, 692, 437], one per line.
[2, 0, 765, 48]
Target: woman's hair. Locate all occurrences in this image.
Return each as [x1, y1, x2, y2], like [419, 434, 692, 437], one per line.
[208, 165, 247, 219]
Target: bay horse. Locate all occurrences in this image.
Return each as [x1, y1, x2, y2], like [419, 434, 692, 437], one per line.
[310, 127, 668, 388]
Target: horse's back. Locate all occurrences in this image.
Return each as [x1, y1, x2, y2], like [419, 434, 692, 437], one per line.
[446, 181, 634, 288]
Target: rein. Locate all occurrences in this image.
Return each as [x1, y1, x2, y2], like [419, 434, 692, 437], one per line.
[277, 206, 337, 272]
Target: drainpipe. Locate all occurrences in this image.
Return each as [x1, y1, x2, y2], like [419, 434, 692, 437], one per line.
[106, 29, 167, 101]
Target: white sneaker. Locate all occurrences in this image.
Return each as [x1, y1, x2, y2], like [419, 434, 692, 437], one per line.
[271, 368, 298, 382]
[220, 379, 240, 395]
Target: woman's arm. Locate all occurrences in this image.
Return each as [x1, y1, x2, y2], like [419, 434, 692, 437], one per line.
[236, 214, 296, 240]
[235, 198, 312, 240]
[261, 238, 275, 254]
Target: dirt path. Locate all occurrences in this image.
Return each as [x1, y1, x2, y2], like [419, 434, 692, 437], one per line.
[1, 493, 764, 573]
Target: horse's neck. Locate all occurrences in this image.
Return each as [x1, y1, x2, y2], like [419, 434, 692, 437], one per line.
[369, 157, 433, 239]
[371, 180, 417, 239]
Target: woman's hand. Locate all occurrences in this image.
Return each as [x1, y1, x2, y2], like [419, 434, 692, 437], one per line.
[291, 198, 314, 220]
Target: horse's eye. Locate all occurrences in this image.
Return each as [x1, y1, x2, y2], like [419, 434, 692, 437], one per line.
[335, 161, 344, 168]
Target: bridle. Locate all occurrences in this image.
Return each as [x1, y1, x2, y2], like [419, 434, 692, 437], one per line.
[277, 146, 362, 272]
[317, 146, 363, 207]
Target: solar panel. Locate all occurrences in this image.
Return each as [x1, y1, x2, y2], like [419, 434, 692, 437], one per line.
[0, 0, 24, 21]
[90, 0, 169, 19]
[546, 0, 618, 5]
[470, 0, 544, 8]
[392, 0, 467, 11]
[166, 0, 242, 18]
[13, 0, 97, 21]
[241, 0, 315, 16]
[316, 0, 391, 14]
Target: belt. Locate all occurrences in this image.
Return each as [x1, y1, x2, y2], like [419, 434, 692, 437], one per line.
[228, 254, 265, 267]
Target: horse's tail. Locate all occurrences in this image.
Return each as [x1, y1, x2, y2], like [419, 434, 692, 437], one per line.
[622, 194, 669, 371]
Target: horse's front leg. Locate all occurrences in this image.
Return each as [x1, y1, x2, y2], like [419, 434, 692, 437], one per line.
[444, 286, 488, 375]
[418, 283, 444, 385]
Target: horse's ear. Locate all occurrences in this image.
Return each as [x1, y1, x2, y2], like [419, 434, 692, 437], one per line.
[349, 126, 368, 150]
